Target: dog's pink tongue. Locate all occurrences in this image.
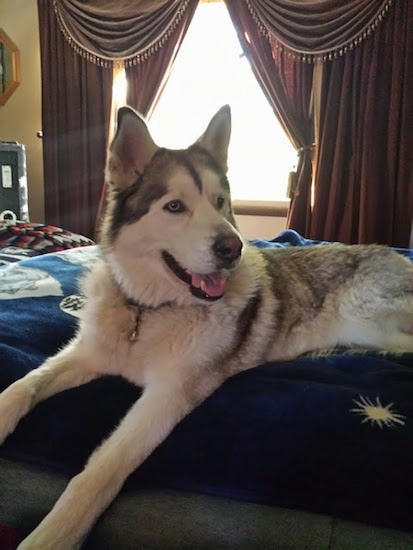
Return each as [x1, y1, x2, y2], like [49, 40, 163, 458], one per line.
[191, 273, 227, 297]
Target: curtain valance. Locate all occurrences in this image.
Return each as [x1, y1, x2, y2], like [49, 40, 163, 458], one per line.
[244, 0, 394, 61]
[53, 0, 195, 66]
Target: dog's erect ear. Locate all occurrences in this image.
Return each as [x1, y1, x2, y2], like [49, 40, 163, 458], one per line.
[106, 106, 158, 189]
[195, 105, 231, 172]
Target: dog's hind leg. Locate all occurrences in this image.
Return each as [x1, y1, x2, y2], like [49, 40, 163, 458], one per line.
[16, 374, 222, 550]
[0, 337, 99, 445]
[380, 327, 413, 354]
[377, 299, 413, 353]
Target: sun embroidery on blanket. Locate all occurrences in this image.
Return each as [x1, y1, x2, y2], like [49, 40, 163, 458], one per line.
[350, 395, 406, 429]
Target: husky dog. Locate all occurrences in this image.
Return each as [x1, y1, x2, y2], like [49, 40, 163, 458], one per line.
[1, 105, 413, 549]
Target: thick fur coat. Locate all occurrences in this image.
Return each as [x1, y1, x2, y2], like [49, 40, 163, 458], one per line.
[1, 105, 413, 548]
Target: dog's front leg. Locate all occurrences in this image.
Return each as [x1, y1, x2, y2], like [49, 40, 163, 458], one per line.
[17, 375, 222, 550]
[0, 338, 98, 444]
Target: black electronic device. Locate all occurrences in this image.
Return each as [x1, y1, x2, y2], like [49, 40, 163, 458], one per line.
[0, 141, 29, 221]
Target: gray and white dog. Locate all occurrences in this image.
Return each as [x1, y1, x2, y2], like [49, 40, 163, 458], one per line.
[1, 105, 413, 548]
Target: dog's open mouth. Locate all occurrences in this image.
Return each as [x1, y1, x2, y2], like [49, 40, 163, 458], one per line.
[162, 251, 226, 301]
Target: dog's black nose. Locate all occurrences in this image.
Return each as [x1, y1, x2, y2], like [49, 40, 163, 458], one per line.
[213, 235, 243, 262]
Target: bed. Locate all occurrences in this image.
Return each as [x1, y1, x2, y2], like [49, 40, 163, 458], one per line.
[1, 221, 413, 549]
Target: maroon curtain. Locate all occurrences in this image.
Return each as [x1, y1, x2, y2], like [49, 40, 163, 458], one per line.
[37, 0, 113, 240]
[225, 1, 412, 247]
[309, 0, 413, 246]
[225, 0, 314, 230]
[125, 0, 198, 117]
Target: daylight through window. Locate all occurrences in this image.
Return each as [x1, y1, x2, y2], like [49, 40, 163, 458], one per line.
[148, 1, 296, 203]
[111, 2, 297, 202]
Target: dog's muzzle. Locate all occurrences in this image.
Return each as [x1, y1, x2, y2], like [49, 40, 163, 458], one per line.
[212, 235, 243, 267]
[162, 233, 243, 301]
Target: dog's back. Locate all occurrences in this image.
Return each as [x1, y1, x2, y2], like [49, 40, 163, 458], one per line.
[259, 244, 413, 360]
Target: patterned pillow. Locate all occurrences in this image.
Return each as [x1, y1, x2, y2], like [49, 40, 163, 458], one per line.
[0, 221, 95, 264]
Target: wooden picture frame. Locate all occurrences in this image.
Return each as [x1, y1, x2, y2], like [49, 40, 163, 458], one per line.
[0, 28, 21, 106]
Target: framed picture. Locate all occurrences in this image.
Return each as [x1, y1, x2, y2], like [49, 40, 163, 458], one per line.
[0, 28, 20, 106]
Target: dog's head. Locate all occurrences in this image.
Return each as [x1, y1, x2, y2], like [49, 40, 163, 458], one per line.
[100, 105, 243, 306]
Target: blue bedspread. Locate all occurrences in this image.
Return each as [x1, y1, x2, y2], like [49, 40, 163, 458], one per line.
[1, 230, 413, 532]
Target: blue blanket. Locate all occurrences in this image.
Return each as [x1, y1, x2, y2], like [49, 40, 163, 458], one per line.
[1, 230, 413, 531]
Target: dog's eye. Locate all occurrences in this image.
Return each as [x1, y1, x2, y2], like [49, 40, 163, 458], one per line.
[164, 200, 186, 213]
[217, 196, 225, 209]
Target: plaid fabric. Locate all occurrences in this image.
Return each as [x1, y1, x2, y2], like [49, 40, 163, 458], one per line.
[0, 221, 94, 258]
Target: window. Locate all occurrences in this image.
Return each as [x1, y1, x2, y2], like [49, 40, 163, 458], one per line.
[112, 1, 297, 204]
[148, 1, 296, 203]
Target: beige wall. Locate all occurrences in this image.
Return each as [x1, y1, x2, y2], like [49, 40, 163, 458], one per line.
[0, 0, 44, 222]
[235, 214, 286, 240]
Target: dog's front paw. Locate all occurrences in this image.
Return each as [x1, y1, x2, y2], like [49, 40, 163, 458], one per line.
[0, 398, 19, 445]
[17, 537, 55, 550]
[17, 530, 82, 550]
[0, 383, 31, 444]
